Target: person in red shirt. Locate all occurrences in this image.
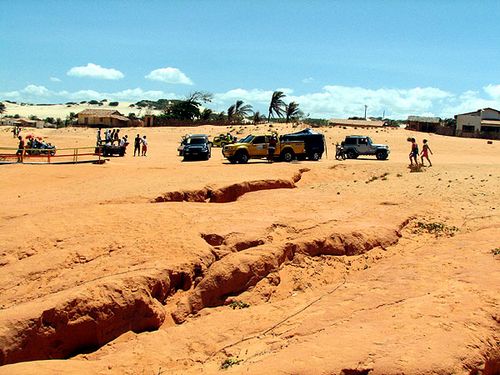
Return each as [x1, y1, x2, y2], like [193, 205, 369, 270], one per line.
[420, 139, 433, 167]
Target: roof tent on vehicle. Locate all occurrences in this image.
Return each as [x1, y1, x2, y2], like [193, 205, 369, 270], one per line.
[281, 128, 325, 159]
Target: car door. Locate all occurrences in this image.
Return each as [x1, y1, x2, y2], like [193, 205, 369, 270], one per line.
[252, 136, 268, 157]
[357, 137, 369, 155]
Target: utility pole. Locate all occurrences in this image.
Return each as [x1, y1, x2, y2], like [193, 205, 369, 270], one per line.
[364, 105, 367, 120]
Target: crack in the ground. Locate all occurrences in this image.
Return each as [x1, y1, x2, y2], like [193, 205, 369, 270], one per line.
[153, 168, 310, 203]
[0, 215, 410, 367]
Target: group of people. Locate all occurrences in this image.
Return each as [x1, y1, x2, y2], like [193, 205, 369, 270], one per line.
[96, 128, 126, 146]
[134, 134, 148, 157]
[95, 128, 149, 157]
[408, 137, 433, 167]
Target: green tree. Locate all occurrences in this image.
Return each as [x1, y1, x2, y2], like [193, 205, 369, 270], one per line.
[285, 102, 301, 123]
[0, 102, 6, 114]
[268, 91, 286, 122]
[162, 91, 213, 121]
[227, 100, 252, 123]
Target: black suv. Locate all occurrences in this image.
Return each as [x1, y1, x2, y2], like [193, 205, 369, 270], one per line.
[182, 135, 211, 161]
[280, 128, 325, 160]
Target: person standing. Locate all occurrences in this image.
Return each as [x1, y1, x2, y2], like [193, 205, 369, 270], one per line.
[114, 129, 120, 145]
[141, 135, 148, 156]
[96, 128, 102, 145]
[12, 126, 16, 138]
[420, 139, 433, 167]
[268, 135, 277, 163]
[16, 136, 24, 163]
[105, 128, 111, 143]
[134, 134, 141, 157]
[408, 137, 419, 166]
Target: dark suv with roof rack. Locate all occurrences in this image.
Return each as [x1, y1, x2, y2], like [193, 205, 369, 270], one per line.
[182, 135, 211, 161]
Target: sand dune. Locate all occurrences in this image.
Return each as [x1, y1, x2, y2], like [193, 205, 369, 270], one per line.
[1, 102, 161, 120]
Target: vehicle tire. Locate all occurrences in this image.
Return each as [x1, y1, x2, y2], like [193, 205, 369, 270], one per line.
[228, 157, 237, 164]
[346, 149, 358, 159]
[237, 151, 249, 164]
[310, 152, 321, 161]
[376, 150, 388, 160]
[281, 149, 294, 162]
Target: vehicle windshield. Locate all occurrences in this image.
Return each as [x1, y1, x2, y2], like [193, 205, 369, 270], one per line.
[187, 138, 206, 145]
[239, 135, 254, 143]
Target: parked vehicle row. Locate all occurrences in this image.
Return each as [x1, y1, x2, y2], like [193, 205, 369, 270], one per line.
[176, 130, 390, 163]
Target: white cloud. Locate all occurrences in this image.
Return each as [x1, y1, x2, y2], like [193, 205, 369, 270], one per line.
[67, 63, 124, 80]
[3, 83, 500, 119]
[50, 77, 61, 82]
[145, 67, 193, 85]
[212, 85, 454, 119]
[293, 85, 453, 119]
[22, 84, 51, 96]
[484, 84, 500, 100]
[302, 77, 314, 84]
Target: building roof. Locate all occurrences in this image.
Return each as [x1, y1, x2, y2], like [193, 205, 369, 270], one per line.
[456, 107, 500, 117]
[329, 118, 385, 127]
[110, 114, 130, 122]
[407, 116, 441, 123]
[78, 109, 121, 117]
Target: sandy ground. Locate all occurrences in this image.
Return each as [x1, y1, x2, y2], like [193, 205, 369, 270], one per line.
[1, 102, 161, 120]
[0, 123, 498, 374]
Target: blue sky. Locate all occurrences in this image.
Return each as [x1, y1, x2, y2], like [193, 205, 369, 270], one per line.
[1, 0, 500, 118]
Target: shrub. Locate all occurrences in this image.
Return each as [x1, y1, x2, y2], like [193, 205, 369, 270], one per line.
[109, 101, 119, 107]
[220, 357, 243, 369]
[88, 100, 99, 105]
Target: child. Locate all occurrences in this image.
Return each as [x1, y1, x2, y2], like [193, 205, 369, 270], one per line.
[408, 137, 419, 166]
[420, 139, 433, 167]
[141, 135, 148, 156]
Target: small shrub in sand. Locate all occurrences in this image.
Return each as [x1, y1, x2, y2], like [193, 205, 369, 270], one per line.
[228, 300, 250, 309]
[221, 357, 243, 369]
[491, 248, 500, 256]
[413, 221, 459, 237]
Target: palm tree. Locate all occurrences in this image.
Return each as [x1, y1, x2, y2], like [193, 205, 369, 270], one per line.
[253, 111, 266, 124]
[268, 91, 286, 122]
[200, 108, 213, 122]
[285, 102, 301, 123]
[227, 100, 253, 123]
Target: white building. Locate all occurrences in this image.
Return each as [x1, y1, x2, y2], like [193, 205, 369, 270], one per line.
[455, 107, 500, 138]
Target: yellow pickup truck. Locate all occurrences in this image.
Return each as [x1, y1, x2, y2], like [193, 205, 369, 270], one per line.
[222, 134, 305, 163]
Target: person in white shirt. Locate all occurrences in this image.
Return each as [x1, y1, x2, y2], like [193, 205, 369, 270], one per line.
[141, 135, 148, 156]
